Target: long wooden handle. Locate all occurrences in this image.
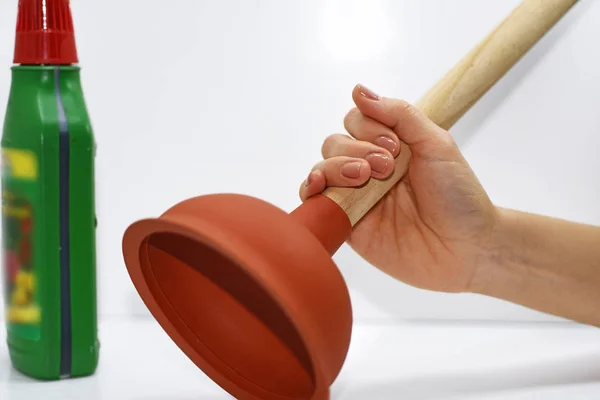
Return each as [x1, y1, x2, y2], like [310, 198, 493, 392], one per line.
[323, 0, 577, 226]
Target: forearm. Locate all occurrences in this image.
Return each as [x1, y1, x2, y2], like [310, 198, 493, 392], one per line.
[471, 207, 600, 326]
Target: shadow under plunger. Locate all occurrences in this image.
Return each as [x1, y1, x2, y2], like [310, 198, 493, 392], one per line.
[121, 1, 577, 399]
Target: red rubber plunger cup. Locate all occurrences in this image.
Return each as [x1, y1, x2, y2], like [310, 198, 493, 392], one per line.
[122, 143, 411, 400]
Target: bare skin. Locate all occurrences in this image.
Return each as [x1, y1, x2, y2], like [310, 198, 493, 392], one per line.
[300, 84, 600, 327]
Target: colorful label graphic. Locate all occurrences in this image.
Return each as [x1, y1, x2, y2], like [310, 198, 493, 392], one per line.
[2, 148, 40, 340]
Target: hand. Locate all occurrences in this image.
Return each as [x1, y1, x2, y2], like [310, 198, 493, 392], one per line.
[300, 84, 499, 293]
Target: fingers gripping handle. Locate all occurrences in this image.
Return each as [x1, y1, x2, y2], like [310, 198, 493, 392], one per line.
[323, 142, 411, 226]
[323, 0, 577, 227]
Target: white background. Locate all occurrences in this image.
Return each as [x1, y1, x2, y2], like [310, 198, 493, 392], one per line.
[0, 0, 599, 324]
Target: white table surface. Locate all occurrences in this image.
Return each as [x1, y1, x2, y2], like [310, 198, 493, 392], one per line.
[1, 319, 600, 399]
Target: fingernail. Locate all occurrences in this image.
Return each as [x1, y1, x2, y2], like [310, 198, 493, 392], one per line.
[305, 171, 313, 186]
[358, 84, 381, 101]
[341, 161, 363, 179]
[366, 153, 390, 174]
[375, 136, 397, 155]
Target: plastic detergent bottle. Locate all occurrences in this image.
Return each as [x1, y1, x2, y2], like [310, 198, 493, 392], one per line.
[1, 0, 98, 379]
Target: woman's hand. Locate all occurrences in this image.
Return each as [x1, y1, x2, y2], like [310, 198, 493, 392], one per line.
[299, 83, 600, 327]
[300, 84, 498, 293]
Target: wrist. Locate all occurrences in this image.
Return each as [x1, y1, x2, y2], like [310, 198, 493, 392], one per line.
[467, 207, 527, 296]
[466, 206, 600, 326]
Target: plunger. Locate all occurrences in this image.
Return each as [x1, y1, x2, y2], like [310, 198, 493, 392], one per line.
[122, 1, 576, 399]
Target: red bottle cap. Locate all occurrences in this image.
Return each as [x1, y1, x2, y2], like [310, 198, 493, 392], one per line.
[13, 0, 79, 65]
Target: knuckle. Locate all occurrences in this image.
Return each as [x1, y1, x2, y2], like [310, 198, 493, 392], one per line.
[343, 107, 361, 130]
[321, 134, 347, 157]
[393, 99, 418, 119]
[311, 159, 326, 173]
[320, 136, 334, 157]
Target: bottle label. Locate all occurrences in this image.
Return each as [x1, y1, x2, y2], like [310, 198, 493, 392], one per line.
[2, 148, 41, 340]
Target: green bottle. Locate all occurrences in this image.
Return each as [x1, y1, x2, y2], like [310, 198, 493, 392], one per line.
[1, 0, 98, 379]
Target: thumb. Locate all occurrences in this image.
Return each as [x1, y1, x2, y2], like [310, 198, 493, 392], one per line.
[352, 84, 449, 149]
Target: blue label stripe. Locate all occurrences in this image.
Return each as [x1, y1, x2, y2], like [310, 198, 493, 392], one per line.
[54, 67, 72, 378]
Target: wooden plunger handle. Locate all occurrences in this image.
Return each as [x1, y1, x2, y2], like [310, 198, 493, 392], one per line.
[323, 0, 577, 226]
